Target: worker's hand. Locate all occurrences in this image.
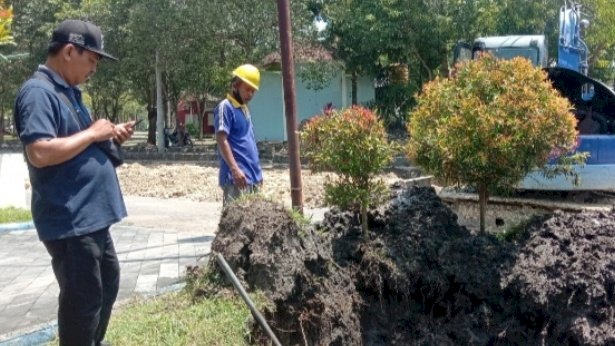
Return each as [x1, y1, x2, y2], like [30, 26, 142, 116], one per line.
[113, 121, 136, 145]
[231, 167, 247, 189]
[88, 119, 116, 142]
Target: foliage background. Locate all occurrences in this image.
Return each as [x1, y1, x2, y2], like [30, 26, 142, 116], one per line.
[0, 0, 613, 134]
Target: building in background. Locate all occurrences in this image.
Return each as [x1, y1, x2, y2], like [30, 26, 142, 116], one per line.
[176, 95, 218, 138]
[249, 45, 375, 142]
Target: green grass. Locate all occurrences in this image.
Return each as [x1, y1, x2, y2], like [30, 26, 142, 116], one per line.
[47, 291, 253, 346]
[289, 207, 311, 227]
[0, 207, 32, 223]
[106, 292, 252, 346]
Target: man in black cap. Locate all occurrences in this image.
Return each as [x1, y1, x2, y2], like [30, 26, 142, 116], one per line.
[14, 19, 134, 346]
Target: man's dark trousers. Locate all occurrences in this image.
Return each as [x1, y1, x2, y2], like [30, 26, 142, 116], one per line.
[44, 227, 120, 346]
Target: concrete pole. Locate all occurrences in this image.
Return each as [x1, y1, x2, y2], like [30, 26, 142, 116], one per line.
[156, 50, 165, 152]
[277, 0, 304, 213]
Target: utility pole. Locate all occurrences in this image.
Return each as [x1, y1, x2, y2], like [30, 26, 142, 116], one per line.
[277, 0, 304, 213]
[156, 50, 165, 152]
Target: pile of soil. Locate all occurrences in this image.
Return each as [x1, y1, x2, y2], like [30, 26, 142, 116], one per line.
[211, 199, 362, 345]
[210, 186, 615, 345]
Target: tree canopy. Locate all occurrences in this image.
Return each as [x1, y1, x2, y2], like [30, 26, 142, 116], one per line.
[1, 0, 613, 130]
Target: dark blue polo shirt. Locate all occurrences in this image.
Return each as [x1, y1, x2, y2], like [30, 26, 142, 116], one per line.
[14, 65, 126, 241]
[214, 94, 263, 186]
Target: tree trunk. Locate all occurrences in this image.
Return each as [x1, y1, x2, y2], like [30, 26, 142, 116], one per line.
[199, 112, 204, 139]
[196, 99, 205, 139]
[0, 109, 4, 145]
[478, 183, 489, 233]
[112, 96, 121, 123]
[351, 71, 358, 105]
[360, 202, 368, 239]
[176, 108, 183, 147]
[147, 105, 157, 145]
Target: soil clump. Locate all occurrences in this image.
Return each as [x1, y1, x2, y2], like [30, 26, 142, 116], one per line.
[210, 186, 615, 345]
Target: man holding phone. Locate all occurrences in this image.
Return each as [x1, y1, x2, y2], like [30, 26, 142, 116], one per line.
[14, 19, 133, 346]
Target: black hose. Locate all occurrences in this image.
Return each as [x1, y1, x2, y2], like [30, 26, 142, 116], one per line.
[215, 253, 282, 346]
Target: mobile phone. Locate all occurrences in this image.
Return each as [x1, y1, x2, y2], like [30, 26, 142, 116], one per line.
[132, 119, 143, 126]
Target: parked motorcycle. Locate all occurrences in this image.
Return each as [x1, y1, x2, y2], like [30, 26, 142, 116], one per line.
[164, 127, 194, 148]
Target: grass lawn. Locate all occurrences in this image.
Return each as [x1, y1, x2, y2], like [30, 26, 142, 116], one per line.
[46, 291, 253, 346]
[105, 291, 252, 345]
[0, 207, 32, 223]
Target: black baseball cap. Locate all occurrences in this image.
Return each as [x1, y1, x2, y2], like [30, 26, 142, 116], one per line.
[51, 19, 118, 61]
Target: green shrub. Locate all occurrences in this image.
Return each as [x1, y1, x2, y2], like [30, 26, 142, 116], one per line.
[186, 123, 199, 138]
[301, 106, 397, 236]
[407, 55, 584, 232]
[0, 2, 14, 45]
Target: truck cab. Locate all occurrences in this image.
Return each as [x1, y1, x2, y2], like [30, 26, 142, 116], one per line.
[454, 35, 548, 68]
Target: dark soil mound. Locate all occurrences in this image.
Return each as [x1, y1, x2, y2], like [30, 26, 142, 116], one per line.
[211, 198, 362, 345]
[319, 187, 515, 344]
[503, 210, 615, 345]
[211, 187, 615, 345]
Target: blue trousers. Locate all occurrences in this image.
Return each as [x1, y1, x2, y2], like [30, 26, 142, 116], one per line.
[43, 227, 120, 346]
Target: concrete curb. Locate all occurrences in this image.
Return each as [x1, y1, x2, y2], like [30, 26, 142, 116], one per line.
[0, 221, 34, 234]
[0, 322, 56, 346]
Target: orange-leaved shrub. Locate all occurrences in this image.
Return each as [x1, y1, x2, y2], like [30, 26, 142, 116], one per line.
[0, 1, 13, 45]
[407, 55, 583, 232]
[301, 106, 397, 235]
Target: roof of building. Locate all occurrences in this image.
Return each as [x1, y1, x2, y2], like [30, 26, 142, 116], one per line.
[261, 43, 335, 70]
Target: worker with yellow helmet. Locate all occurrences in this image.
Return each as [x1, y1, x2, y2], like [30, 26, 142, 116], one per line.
[214, 64, 263, 205]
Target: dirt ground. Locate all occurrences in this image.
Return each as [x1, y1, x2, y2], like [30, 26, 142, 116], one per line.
[208, 186, 615, 345]
[116, 162, 400, 208]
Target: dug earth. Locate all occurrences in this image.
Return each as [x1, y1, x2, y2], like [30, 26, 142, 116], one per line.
[208, 186, 614, 345]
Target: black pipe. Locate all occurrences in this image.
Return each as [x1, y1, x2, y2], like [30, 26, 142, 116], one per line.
[215, 253, 282, 346]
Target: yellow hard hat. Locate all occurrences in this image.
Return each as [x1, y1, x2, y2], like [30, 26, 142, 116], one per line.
[232, 64, 260, 90]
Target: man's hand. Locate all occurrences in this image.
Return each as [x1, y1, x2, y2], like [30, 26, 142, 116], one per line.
[231, 167, 248, 188]
[26, 119, 119, 168]
[112, 120, 137, 144]
[88, 119, 116, 142]
[216, 131, 249, 188]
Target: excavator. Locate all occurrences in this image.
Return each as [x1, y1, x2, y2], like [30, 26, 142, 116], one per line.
[453, 1, 615, 191]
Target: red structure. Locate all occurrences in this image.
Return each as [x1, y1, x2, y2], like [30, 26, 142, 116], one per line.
[177, 99, 214, 134]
